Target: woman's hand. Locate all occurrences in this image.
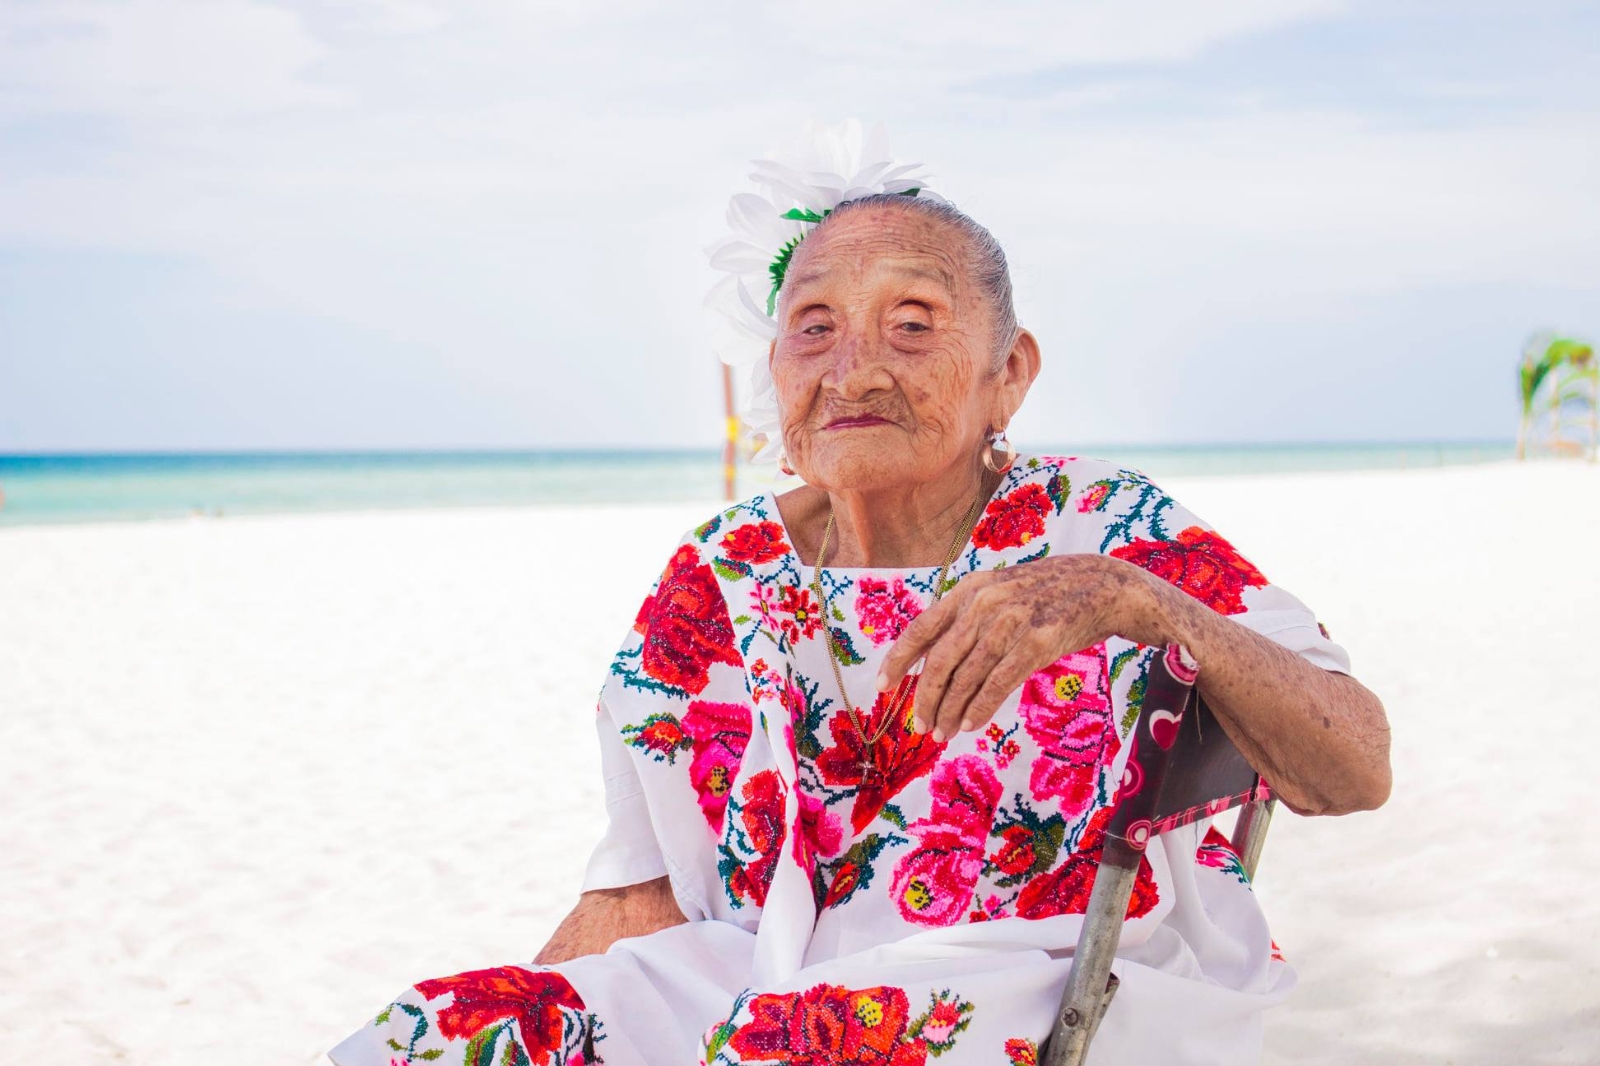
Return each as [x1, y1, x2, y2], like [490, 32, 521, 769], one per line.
[878, 554, 1149, 742]
[878, 550, 1393, 817]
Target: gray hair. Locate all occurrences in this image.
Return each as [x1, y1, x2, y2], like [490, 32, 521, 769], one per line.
[794, 192, 1020, 368]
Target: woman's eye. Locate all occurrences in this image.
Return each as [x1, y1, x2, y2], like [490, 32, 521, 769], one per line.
[802, 324, 830, 336]
[898, 321, 930, 333]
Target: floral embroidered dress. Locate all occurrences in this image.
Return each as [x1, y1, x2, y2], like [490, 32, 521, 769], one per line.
[331, 456, 1350, 1066]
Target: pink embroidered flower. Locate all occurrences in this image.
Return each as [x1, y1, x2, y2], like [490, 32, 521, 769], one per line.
[793, 790, 845, 872]
[889, 757, 1000, 926]
[920, 755, 1002, 844]
[919, 1000, 962, 1045]
[682, 700, 753, 830]
[1077, 482, 1111, 513]
[854, 576, 922, 646]
[889, 831, 985, 927]
[1019, 649, 1117, 817]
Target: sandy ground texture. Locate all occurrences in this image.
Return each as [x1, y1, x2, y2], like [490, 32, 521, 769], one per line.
[1, 461, 1597, 1065]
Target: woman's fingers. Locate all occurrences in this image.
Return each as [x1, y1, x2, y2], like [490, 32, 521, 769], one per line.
[959, 650, 1041, 735]
[906, 610, 982, 736]
[926, 624, 1022, 741]
[878, 592, 961, 693]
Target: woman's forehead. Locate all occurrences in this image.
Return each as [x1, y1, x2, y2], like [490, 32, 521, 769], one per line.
[787, 212, 968, 299]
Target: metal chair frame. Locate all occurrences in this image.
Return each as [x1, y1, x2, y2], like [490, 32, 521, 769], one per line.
[1040, 646, 1276, 1066]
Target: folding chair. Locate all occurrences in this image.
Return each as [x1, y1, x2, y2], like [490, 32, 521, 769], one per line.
[1041, 644, 1276, 1066]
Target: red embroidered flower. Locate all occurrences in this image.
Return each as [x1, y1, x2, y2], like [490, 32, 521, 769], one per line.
[682, 700, 753, 830]
[973, 483, 1051, 550]
[990, 824, 1037, 878]
[720, 520, 790, 564]
[1014, 809, 1158, 921]
[726, 770, 788, 907]
[729, 983, 925, 1066]
[621, 712, 691, 763]
[1005, 1037, 1039, 1066]
[816, 684, 944, 834]
[413, 966, 583, 1059]
[1109, 525, 1267, 616]
[633, 545, 741, 694]
[854, 576, 922, 646]
[776, 583, 824, 644]
[821, 860, 862, 908]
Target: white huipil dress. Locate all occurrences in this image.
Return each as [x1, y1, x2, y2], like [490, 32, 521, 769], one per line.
[331, 456, 1350, 1066]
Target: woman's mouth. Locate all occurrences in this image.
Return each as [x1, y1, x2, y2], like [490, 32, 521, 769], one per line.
[824, 415, 893, 430]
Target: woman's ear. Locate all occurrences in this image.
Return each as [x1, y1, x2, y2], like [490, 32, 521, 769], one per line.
[996, 328, 1041, 424]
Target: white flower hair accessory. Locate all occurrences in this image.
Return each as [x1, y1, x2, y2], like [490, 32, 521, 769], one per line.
[704, 120, 940, 463]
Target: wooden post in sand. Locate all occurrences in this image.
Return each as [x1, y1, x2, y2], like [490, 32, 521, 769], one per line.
[721, 363, 738, 501]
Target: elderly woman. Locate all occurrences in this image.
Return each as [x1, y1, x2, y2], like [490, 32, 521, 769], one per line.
[332, 190, 1390, 1066]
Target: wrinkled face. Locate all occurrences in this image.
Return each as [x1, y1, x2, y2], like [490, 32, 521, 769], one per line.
[771, 206, 1011, 492]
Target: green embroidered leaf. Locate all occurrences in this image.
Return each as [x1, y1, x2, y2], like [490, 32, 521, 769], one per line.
[712, 559, 745, 582]
[704, 1020, 737, 1061]
[374, 1007, 392, 1025]
[880, 803, 907, 829]
[418, 1052, 444, 1062]
[828, 626, 864, 666]
[831, 604, 846, 622]
[1016, 543, 1051, 564]
[464, 1022, 506, 1066]
[732, 614, 752, 625]
[500, 1036, 531, 1066]
[1046, 473, 1071, 514]
[695, 515, 722, 542]
[1109, 646, 1140, 681]
[387, 1039, 405, 1052]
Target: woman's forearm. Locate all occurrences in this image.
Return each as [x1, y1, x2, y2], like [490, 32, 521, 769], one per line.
[534, 876, 689, 966]
[1116, 565, 1392, 817]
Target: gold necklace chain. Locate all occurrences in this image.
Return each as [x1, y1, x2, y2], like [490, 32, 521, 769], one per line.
[808, 489, 989, 780]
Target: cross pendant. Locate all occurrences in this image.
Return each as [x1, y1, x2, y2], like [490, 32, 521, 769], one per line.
[858, 755, 877, 784]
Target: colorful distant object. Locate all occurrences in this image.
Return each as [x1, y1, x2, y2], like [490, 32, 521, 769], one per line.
[1517, 332, 1597, 461]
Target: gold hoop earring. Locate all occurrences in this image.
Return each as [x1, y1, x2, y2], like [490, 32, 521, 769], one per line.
[982, 428, 1017, 473]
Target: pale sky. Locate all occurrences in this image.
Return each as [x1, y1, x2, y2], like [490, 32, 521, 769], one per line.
[1, 0, 1595, 452]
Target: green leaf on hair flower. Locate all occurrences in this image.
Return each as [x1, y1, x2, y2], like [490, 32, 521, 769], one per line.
[767, 235, 805, 315]
[780, 207, 827, 224]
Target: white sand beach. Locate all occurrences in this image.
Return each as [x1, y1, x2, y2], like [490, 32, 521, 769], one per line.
[2, 461, 1597, 1066]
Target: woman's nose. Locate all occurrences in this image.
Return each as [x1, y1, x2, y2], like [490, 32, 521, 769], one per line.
[822, 331, 890, 399]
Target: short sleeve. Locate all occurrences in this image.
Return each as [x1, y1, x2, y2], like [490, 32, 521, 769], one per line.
[1089, 468, 1352, 677]
[1226, 582, 1351, 675]
[579, 696, 670, 893]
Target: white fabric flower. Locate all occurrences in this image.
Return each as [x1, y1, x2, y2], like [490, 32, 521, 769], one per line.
[704, 120, 939, 463]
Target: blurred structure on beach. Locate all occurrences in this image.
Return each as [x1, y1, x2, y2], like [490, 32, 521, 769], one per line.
[1518, 333, 1598, 461]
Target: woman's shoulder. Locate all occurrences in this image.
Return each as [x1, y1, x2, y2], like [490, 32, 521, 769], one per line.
[660, 492, 795, 572]
[988, 454, 1180, 558]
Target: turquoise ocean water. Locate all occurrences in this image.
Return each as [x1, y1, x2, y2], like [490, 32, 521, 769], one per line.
[0, 443, 1512, 528]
